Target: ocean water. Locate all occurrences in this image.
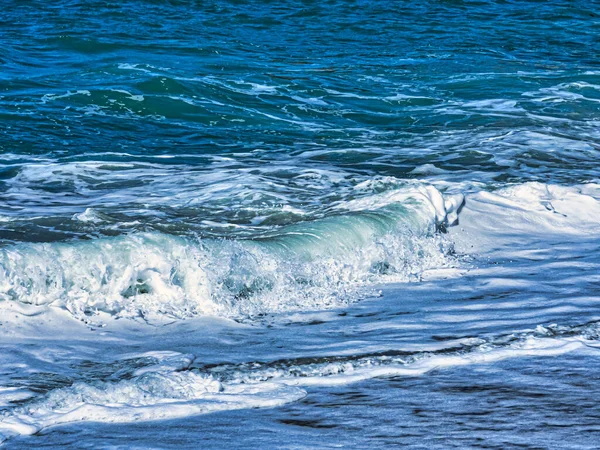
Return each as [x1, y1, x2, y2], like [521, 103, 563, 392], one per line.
[1, 1, 599, 447]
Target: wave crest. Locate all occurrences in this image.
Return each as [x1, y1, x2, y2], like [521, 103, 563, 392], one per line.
[0, 185, 464, 322]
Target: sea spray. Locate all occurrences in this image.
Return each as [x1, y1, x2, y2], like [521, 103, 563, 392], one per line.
[0, 185, 464, 322]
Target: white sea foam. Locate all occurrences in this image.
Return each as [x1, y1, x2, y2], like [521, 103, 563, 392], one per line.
[72, 208, 103, 223]
[41, 90, 91, 103]
[110, 89, 145, 102]
[452, 182, 600, 254]
[410, 163, 448, 175]
[0, 323, 594, 444]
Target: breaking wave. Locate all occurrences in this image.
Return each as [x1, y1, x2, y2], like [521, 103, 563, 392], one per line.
[0, 185, 464, 323]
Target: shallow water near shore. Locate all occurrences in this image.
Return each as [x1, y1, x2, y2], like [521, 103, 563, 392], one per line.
[1, 0, 600, 447]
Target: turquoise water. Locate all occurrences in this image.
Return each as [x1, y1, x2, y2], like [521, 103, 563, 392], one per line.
[1, 1, 600, 448]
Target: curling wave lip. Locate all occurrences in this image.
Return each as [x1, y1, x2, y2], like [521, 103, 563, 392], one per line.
[0, 184, 464, 323]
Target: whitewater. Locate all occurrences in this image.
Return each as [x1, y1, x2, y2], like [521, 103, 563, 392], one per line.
[1, 1, 600, 448]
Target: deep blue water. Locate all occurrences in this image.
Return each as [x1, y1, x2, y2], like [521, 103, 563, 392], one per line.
[1, 1, 600, 448]
[2, 0, 599, 242]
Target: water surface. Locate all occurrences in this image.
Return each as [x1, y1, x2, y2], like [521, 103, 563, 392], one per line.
[1, 1, 600, 448]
